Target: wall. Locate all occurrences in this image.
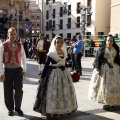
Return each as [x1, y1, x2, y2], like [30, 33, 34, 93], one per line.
[95, 0, 111, 35]
[110, 0, 120, 35]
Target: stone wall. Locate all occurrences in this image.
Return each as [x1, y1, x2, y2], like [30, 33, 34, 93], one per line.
[110, 0, 120, 34]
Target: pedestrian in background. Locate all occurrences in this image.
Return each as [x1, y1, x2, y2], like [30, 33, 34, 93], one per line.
[68, 38, 77, 72]
[88, 34, 120, 110]
[33, 35, 77, 119]
[22, 38, 29, 58]
[0, 27, 26, 116]
[89, 38, 95, 57]
[72, 34, 84, 75]
[36, 34, 49, 75]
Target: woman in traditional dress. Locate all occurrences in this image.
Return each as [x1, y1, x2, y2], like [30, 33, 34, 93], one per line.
[88, 34, 120, 110]
[33, 35, 77, 119]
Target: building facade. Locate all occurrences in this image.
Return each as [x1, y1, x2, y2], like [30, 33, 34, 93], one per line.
[37, 0, 111, 39]
[29, 1, 42, 38]
[110, 0, 120, 37]
[0, 0, 30, 38]
[36, 0, 44, 34]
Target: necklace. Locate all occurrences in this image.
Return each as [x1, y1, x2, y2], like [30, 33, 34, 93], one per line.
[12, 44, 15, 47]
[57, 50, 62, 52]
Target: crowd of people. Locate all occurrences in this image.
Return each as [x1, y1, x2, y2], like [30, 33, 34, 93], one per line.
[0, 27, 120, 119]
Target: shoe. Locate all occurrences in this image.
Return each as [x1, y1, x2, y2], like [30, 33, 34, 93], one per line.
[8, 110, 13, 116]
[15, 108, 23, 116]
[38, 70, 43, 75]
[38, 71, 41, 75]
[111, 106, 115, 109]
[103, 105, 111, 111]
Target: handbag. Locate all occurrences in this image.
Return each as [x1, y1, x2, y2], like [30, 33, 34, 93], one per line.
[71, 72, 80, 83]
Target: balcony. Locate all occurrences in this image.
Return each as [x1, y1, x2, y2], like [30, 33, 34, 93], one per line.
[52, 14, 55, 18]
[68, 10, 71, 16]
[66, 23, 71, 29]
[59, 24, 63, 29]
[45, 26, 49, 31]
[59, 12, 63, 17]
[76, 8, 81, 14]
[75, 22, 80, 28]
[46, 15, 49, 19]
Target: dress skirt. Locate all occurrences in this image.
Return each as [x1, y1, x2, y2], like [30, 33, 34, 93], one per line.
[88, 63, 120, 105]
[33, 66, 77, 115]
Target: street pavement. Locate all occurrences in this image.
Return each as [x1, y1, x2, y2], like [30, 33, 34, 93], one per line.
[0, 57, 120, 120]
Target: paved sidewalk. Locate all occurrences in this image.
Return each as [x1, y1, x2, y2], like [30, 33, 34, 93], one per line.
[0, 57, 120, 120]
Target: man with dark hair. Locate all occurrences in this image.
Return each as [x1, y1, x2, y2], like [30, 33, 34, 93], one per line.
[72, 34, 84, 75]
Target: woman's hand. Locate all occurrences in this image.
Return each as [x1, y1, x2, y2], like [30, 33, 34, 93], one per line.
[38, 78, 43, 84]
[98, 70, 102, 76]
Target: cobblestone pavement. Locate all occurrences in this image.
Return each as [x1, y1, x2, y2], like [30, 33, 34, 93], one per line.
[0, 57, 120, 120]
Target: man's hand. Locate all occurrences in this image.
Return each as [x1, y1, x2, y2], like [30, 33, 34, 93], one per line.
[38, 78, 43, 84]
[0, 74, 5, 81]
[22, 72, 26, 77]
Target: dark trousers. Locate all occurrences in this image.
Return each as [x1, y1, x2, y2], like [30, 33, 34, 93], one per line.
[71, 54, 76, 70]
[38, 52, 46, 64]
[4, 67, 23, 111]
[74, 53, 83, 74]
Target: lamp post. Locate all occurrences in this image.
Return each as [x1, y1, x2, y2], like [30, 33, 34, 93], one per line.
[81, 7, 87, 38]
[16, 5, 19, 38]
[80, 6, 92, 38]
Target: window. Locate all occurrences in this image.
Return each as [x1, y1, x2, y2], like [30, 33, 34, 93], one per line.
[32, 30, 34, 33]
[98, 32, 104, 38]
[76, 33, 80, 36]
[46, 0, 49, 5]
[37, 16, 39, 19]
[77, 2, 81, 14]
[53, 0, 55, 3]
[86, 32, 91, 38]
[32, 23, 34, 27]
[53, 20, 55, 28]
[76, 17, 80, 28]
[46, 34, 49, 39]
[49, 20, 52, 30]
[37, 24, 40, 27]
[46, 10, 49, 19]
[32, 16, 34, 19]
[46, 22, 49, 31]
[60, 7, 63, 17]
[68, 5, 71, 15]
[59, 34, 63, 38]
[87, 0, 92, 7]
[67, 18, 71, 29]
[52, 9, 55, 18]
[67, 33, 71, 39]
[115, 34, 118, 38]
[52, 33, 55, 38]
[59, 19, 63, 29]
[86, 15, 91, 26]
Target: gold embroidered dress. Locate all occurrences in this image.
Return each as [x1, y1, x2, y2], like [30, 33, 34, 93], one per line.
[88, 47, 120, 105]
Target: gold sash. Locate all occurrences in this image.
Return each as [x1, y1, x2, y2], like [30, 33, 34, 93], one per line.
[37, 50, 46, 52]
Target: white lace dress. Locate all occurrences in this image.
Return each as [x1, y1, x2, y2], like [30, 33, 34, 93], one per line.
[88, 47, 120, 105]
[33, 55, 77, 115]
